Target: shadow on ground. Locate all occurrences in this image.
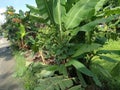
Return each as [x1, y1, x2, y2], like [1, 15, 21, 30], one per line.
[0, 70, 23, 90]
[0, 46, 13, 61]
[0, 72, 13, 80]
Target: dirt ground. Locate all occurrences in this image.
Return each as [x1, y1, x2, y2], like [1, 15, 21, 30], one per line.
[0, 38, 23, 90]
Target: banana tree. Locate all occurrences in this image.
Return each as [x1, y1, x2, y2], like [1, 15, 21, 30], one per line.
[27, 0, 100, 39]
[26, 0, 120, 88]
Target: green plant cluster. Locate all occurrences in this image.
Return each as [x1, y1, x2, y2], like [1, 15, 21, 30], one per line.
[1, 0, 120, 90]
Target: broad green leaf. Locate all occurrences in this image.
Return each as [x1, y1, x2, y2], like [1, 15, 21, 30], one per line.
[104, 7, 120, 16]
[53, 0, 66, 34]
[26, 4, 39, 14]
[91, 63, 112, 78]
[39, 69, 54, 78]
[68, 15, 119, 38]
[53, 0, 66, 24]
[28, 14, 45, 22]
[79, 15, 119, 32]
[99, 55, 117, 62]
[95, 0, 106, 12]
[35, 0, 48, 19]
[53, 0, 61, 25]
[68, 59, 102, 86]
[58, 64, 68, 76]
[73, 43, 101, 57]
[64, 0, 99, 29]
[35, 0, 54, 23]
[111, 61, 120, 76]
[77, 71, 87, 87]
[45, 65, 58, 71]
[34, 76, 75, 90]
[92, 75, 102, 87]
[19, 24, 26, 39]
[69, 85, 85, 90]
[65, 0, 79, 12]
[26, 4, 46, 22]
[58, 78, 73, 90]
[100, 39, 120, 51]
[68, 59, 93, 76]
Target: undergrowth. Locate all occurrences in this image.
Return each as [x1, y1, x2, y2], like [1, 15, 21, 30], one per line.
[91, 39, 120, 90]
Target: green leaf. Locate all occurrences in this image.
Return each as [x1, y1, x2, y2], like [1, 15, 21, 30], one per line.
[104, 7, 120, 16]
[58, 64, 68, 76]
[95, 0, 106, 12]
[19, 24, 26, 39]
[92, 75, 102, 87]
[77, 71, 87, 87]
[65, 0, 79, 12]
[91, 63, 112, 78]
[68, 59, 102, 86]
[68, 59, 93, 76]
[26, 4, 45, 22]
[26, 4, 39, 14]
[45, 65, 58, 71]
[39, 69, 54, 78]
[99, 55, 117, 62]
[98, 40, 120, 55]
[64, 0, 99, 29]
[69, 85, 85, 90]
[73, 43, 101, 57]
[69, 15, 119, 38]
[35, 0, 54, 23]
[53, 0, 66, 37]
[53, 0, 66, 25]
[79, 15, 119, 32]
[34, 76, 75, 90]
[111, 61, 120, 76]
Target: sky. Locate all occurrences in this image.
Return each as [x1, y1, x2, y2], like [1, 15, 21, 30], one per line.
[0, 0, 36, 24]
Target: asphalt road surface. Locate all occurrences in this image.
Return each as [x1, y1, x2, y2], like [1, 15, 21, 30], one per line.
[0, 38, 23, 90]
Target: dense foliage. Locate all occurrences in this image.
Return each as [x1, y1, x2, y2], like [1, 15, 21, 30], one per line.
[1, 0, 120, 90]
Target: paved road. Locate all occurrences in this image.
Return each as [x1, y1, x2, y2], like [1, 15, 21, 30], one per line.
[0, 38, 23, 90]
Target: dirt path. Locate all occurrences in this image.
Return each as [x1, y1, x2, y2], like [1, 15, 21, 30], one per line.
[0, 38, 23, 90]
